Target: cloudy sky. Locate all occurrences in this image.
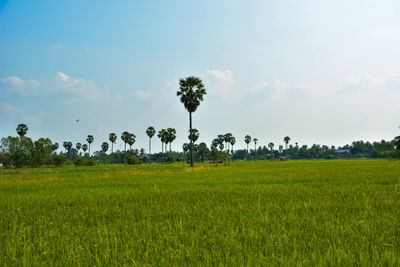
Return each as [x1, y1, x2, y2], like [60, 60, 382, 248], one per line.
[1, 0, 400, 153]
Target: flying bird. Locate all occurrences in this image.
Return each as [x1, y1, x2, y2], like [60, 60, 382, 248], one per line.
[76, 119, 80, 122]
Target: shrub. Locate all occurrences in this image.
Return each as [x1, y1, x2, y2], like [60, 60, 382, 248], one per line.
[54, 155, 66, 167]
[165, 155, 175, 163]
[127, 156, 141, 165]
[74, 157, 96, 166]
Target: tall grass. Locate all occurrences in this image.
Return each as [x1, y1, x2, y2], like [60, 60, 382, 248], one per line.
[0, 159, 399, 265]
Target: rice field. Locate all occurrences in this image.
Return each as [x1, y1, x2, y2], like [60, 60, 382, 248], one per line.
[0, 159, 399, 265]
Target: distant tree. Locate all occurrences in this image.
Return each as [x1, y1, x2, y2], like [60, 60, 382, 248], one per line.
[279, 145, 283, 154]
[268, 142, 274, 151]
[188, 128, 199, 143]
[158, 129, 168, 153]
[63, 141, 72, 158]
[230, 136, 236, 154]
[395, 135, 400, 150]
[109, 133, 117, 153]
[253, 138, 258, 152]
[76, 142, 82, 155]
[146, 127, 156, 155]
[86, 135, 94, 156]
[121, 131, 130, 152]
[224, 133, 233, 153]
[101, 142, 109, 164]
[82, 144, 88, 156]
[295, 142, 298, 148]
[284, 136, 291, 149]
[216, 135, 225, 151]
[127, 133, 136, 150]
[167, 128, 176, 152]
[245, 135, 252, 153]
[197, 142, 209, 162]
[51, 142, 59, 153]
[16, 123, 28, 139]
[177, 76, 207, 167]
[31, 138, 53, 167]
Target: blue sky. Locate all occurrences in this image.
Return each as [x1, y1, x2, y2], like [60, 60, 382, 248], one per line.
[1, 0, 400, 153]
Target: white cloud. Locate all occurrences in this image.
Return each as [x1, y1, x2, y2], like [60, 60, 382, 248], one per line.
[2, 76, 25, 87]
[0, 102, 24, 115]
[205, 69, 235, 97]
[56, 72, 69, 81]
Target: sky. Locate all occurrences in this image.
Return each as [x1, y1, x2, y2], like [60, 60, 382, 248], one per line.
[1, 0, 400, 153]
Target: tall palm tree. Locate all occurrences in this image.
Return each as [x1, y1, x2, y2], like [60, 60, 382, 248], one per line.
[253, 138, 258, 152]
[284, 136, 291, 149]
[167, 128, 176, 153]
[51, 143, 59, 154]
[82, 144, 88, 156]
[157, 129, 165, 153]
[86, 135, 94, 156]
[188, 128, 199, 143]
[245, 135, 252, 153]
[268, 142, 274, 151]
[177, 76, 207, 167]
[127, 133, 136, 150]
[121, 131, 130, 151]
[182, 143, 189, 159]
[394, 135, 400, 150]
[76, 142, 82, 156]
[16, 124, 28, 139]
[224, 133, 233, 154]
[101, 142, 109, 164]
[146, 127, 156, 155]
[63, 141, 72, 159]
[109, 133, 117, 153]
[230, 136, 236, 154]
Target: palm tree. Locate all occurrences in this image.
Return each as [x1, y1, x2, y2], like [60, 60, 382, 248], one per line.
[63, 141, 72, 159]
[146, 127, 156, 155]
[253, 138, 258, 152]
[284, 136, 291, 149]
[167, 128, 176, 153]
[16, 123, 28, 139]
[268, 142, 274, 151]
[76, 142, 82, 156]
[101, 142, 109, 165]
[224, 133, 233, 153]
[82, 144, 88, 156]
[245, 135, 251, 153]
[182, 143, 189, 159]
[51, 143, 59, 154]
[109, 133, 117, 153]
[127, 133, 136, 150]
[121, 131, 130, 151]
[395, 135, 400, 150]
[86, 135, 94, 156]
[188, 128, 199, 143]
[229, 136, 236, 154]
[177, 76, 207, 167]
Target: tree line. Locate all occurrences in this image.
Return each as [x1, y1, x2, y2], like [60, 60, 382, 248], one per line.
[1, 76, 400, 168]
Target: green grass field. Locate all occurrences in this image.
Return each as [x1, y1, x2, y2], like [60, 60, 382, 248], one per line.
[0, 159, 399, 266]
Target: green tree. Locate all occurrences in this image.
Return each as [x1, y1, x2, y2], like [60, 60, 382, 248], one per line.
[31, 138, 52, 167]
[82, 144, 88, 156]
[63, 141, 72, 159]
[109, 133, 117, 153]
[101, 142, 109, 164]
[51, 142, 59, 153]
[224, 133, 233, 153]
[394, 136, 400, 150]
[121, 131, 130, 152]
[86, 135, 94, 156]
[146, 127, 156, 155]
[158, 129, 167, 153]
[76, 142, 82, 156]
[177, 76, 207, 167]
[188, 128, 199, 143]
[167, 128, 176, 153]
[229, 136, 236, 154]
[16, 123, 28, 138]
[127, 133, 136, 150]
[245, 135, 252, 153]
[253, 138, 258, 152]
[284, 136, 291, 149]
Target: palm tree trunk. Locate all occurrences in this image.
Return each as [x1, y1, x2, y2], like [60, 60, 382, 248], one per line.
[88, 144, 90, 157]
[111, 143, 113, 154]
[149, 137, 151, 155]
[189, 112, 193, 167]
[169, 143, 171, 153]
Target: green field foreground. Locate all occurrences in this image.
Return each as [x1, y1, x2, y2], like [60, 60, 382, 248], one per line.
[0, 159, 399, 266]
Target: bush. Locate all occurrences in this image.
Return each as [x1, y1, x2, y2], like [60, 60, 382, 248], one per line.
[54, 155, 66, 167]
[127, 156, 141, 165]
[74, 157, 96, 166]
[165, 155, 175, 163]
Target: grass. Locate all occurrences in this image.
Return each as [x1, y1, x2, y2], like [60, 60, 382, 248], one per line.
[0, 159, 399, 265]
